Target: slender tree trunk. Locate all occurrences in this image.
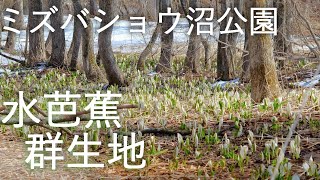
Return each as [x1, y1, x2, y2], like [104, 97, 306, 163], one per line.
[250, 0, 281, 103]
[137, 23, 161, 71]
[48, 0, 65, 67]
[0, 0, 3, 46]
[229, 0, 241, 75]
[274, 0, 289, 69]
[137, 0, 161, 71]
[24, 26, 29, 56]
[68, 0, 83, 70]
[241, 0, 251, 82]
[217, 0, 237, 80]
[202, 38, 212, 70]
[66, 36, 74, 64]
[155, 0, 173, 73]
[45, 32, 52, 59]
[285, 0, 293, 54]
[4, 0, 24, 52]
[82, 16, 101, 80]
[184, 0, 201, 73]
[180, 0, 213, 71]
[28, 0, 45, 67]
[89, 0, 98, 16]
[99, 0, 127, 86]
[96, 50, 101, 66]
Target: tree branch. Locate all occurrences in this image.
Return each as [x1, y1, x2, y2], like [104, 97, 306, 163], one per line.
[0, 51, 26, 65]
[0, 104, 138, 126]
[291, 0, 320, 51]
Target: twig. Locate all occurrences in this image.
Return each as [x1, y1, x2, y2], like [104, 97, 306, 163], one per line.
[140, 128, 191, 136]
[291, 0, 320, 51]
[37, 122, 59, 134]
[215, 39, 249, 56]
[117, 104, 139, 110]
[22, 96, 47, 117]
[0, 111, 9, 115]
[59, 127, 73, 136]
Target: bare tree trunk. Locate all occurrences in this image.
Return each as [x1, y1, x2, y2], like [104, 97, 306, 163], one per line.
[217, 0, 237, 80]
[45, 32, 52, 59]
[89, 0, 98, 16]
[241, 0, 251, 82]
[155, 0, 173, 73]
[4, 0, 24, 52]
[48, 0, 65, 67]
[24, 26, 29, 56]
[200, 5, 214, 71]
[82, 16, 101, 80]
[285, 0, 293, 54]
[0, 0, 3, 46]
[68, 0, 83, 71]
[137, 23, 160, 71]
[99, 0, 127, 86]
[202, 38, 212, 70]
[27, 0, 45, 67]
[137, 0, 161, 71]
[274, 0, 288, 69]
[66, 36, 74, 64]
[96, 50, 101, 66]
[180, 0, 213, 71]
[184, 0, 201, 73]
[229, 0, 241, 74]
[250, 0, 281, 103]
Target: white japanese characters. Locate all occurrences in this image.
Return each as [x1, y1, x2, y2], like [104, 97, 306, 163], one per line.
[95, 9, 119, 33]
[67, 133, 103, 168]
[130, 17, 146, 34]
[251, 8, 278, 35]
[218, 8, 248, 34]
[2, 7, 278, 36]
[108, 132, 146, 169]
[159, 7, 181, 34]
[2, 91, 40, 128]
[84, 91, 122, 129]
[25, 132, 64, 170]
[44, 91, 81, 128]
[30, 5, 58, 33]
[3, 8, 21, 34]
[1, 91, 146, 170]
[186, 8, 215, 35]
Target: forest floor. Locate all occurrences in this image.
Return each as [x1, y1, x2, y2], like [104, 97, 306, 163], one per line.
[0, 55, 320, 179]
[0, 130, 99, 179]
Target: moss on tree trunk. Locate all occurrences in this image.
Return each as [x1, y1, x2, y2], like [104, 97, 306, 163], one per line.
[249, 0, 281, 103]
